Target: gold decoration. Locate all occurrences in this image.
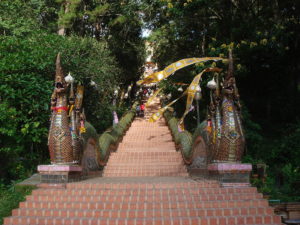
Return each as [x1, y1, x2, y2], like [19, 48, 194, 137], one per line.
[148, 91, 187, 122]
[145, 88, 162, 107]
[178, 67, 222, 130]
[75, 85, 84, 110]
[137, 57, 223, 85]
[68, 105, 74, 117]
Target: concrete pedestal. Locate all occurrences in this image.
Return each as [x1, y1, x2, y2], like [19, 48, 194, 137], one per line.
[207, 163, 252, 187]
[38, 165, 82, 185]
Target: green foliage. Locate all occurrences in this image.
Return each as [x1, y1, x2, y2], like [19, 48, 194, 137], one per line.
[145, 0, 300, 201]
[0, 0, 59, 35]
[0, 31, 123, 184]
[54, 0, 146, 84]
[88, 4, 110, 20]
[0, 183, 35, 224]
[0, 0, 39, 36]
[250, 164, 300, 202]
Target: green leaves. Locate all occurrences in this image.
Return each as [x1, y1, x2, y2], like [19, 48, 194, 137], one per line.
[0, 0, 38, 36]
[88, 3, 110, 21]
[109, 15, 127, 26]
[0, 103, 17, 137]
[0, 31, 121, 183]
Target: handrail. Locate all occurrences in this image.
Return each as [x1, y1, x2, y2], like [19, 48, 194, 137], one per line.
[163, 109, 194, 164]
[81, 101, 138, 168]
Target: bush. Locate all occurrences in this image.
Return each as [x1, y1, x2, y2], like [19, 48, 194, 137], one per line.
[0, 32, 121, 184]
[0, 183, 36, 224]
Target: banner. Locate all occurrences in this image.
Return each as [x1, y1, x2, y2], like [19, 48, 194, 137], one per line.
[149, 91, 187, 122]
[178, 67, 222, 130]
[137, 57, 223, 85]
[75, 85, 84, 110]
[145, 88, 162, 107]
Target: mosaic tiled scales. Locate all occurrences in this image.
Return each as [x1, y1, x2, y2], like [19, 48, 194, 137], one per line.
[48, 54, 73, 164]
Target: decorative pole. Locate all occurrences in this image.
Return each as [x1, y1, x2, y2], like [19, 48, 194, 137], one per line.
[65, 73, 82, 163]
[194, 85, 202, 125]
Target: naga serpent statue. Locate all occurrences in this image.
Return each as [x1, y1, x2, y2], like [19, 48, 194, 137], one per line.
[138, 51, 245, 166]
[48, 53, 83, 164]
[191, 50, 245, 165]
[47, 54, 137, 175]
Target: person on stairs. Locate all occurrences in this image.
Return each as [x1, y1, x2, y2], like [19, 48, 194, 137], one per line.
[140, 103, 145, 117]
[136, 104, 141, 117]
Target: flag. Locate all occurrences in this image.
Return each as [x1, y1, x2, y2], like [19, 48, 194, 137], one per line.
[148, 91, 187, 122]
[178, 67, 222, 130]
[137, 57, 223, 85]
[145, 88, 162, 107]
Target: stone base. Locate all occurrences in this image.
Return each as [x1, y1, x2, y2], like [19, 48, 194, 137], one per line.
[188, 168, 208, 177]
[207, 163, 252, 186]
[37, 165, 82, 184]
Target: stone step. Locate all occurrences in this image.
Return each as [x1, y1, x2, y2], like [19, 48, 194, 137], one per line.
[119, 139, 174, 143]
[121, 136, 173, 139]
[33, 187, 257, 196]
[117, 144, 176, 148]
[104, 166, 187, 172]
[12, 207, 276, 218]
[26, 193, 263, 202]
[102, 171, 188, 177]
[107, 158, 185, 163]
[116, 149, 176, 152]
[109, 152, 181, 156]
[18, 199, 270, 210]
[3, 99, 281, 225]
[104, 164, 186, 168]
[4, 215, 282, 225]
[109, 153, 182, 159]
[124, 129, 170, 132]
[109, 151, 179, 156]
[63, 181, 220, 189]
[117, 147, 176, 150]
[105, 162, 185, 166]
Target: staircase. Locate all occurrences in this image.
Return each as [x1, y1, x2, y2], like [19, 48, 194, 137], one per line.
[3, 98, 282, 225]
[4, 178, 281, 224]
[103, 98, 188, 177]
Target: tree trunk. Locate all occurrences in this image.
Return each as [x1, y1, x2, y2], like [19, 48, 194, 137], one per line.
[201, 24, 206, 56]
[57, 2, 70, 36]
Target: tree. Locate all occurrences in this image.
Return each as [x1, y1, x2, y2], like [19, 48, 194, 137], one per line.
[142, 0, 300, 199]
